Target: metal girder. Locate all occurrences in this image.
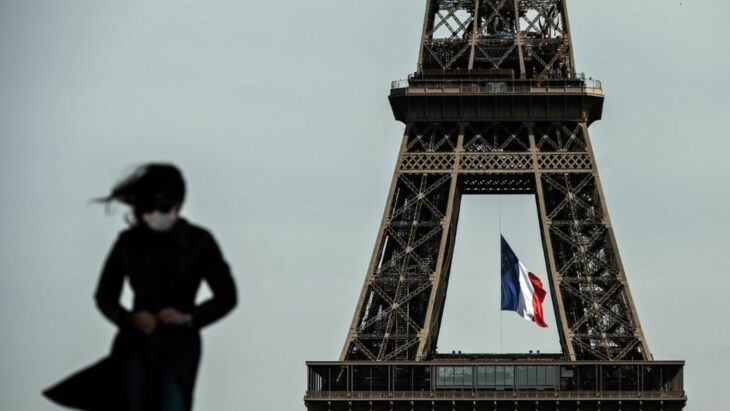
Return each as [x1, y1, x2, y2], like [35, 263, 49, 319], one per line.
[340, 133, 458, 361]
[417, 0, 574, 78]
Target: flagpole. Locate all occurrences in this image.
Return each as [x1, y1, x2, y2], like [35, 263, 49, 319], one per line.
[498, 195, 503, 234]
[500, 311, 503, 353]
[498, 195, 503, 353]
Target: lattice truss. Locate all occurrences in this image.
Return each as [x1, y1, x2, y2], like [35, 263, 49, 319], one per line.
[420, 0, 573, 78]
[422, 0, 475, 71]
[344, 124, 459, 361]
[464, 122, 529, 152]
[541, 173, 646, 360]
[399, 122, 592, 173]
[345, 172, 454, 361]
[344, 121, 649, 361]
[534, 122, 587, 152]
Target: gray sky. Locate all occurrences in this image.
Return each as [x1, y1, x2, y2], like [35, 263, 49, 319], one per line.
[1, 1, 728, 409]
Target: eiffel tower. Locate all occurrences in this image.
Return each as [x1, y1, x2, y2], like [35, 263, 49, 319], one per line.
[305, 1, 686, 410]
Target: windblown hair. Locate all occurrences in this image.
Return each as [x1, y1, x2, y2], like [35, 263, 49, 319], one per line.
[92, 163, 186, 225]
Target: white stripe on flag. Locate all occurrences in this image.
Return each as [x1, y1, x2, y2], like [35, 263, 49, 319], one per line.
[516, 261, 535, 322]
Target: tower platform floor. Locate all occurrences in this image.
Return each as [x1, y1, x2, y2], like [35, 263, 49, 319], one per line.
[305, 360, 686, 411]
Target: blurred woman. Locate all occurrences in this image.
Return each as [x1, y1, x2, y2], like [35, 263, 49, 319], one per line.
[44, 163, 237, 411]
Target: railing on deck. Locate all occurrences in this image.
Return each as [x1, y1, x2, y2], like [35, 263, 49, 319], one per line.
[390, 73, 602, 95]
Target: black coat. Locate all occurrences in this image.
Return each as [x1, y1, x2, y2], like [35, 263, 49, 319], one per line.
[44, 217, 237, 410]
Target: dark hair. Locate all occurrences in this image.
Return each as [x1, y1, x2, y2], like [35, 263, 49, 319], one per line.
[92, 163, 186, 224]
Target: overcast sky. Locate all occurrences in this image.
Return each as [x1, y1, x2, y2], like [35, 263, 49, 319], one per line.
[1, 1, 728, 409]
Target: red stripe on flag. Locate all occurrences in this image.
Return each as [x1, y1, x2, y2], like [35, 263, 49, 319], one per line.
[528, 272, 548, 328]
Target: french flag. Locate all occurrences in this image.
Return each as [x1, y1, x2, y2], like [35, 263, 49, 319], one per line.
[500, 235, 548, 328]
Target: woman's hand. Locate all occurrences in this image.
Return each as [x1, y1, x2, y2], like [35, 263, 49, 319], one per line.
[157, 307, 189, 326]
[132, 311, 157, 335]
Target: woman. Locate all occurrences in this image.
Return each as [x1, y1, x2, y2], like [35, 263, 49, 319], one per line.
[44, 163, 237, 411]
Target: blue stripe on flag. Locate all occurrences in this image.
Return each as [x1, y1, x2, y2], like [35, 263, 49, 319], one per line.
[500, 235, 520, 311]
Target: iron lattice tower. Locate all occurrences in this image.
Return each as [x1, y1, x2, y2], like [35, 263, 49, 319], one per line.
[305, 1, 686, 410]
[342, 0, 646, 364]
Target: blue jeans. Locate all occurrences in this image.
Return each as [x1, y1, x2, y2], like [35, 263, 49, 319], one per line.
[125, 351, 186, 411]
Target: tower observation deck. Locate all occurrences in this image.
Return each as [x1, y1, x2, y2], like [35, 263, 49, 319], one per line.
[305, 1, 686, 410]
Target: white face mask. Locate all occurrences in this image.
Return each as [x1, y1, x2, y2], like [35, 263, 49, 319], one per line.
[142, 209, 179, 232]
